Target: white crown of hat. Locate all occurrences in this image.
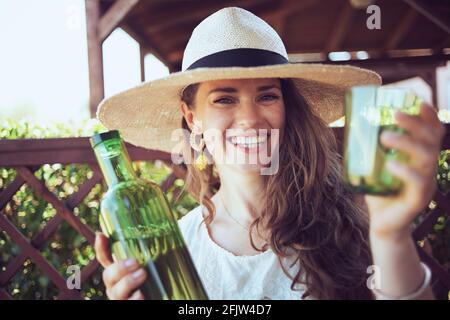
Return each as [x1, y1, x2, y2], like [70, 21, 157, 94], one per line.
[181, 7, 289, 71]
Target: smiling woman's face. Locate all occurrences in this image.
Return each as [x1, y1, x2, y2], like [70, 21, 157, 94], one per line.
[182, 78, 285, 173]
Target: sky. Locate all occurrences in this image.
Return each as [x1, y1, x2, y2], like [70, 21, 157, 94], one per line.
[0, 0, 169, 126]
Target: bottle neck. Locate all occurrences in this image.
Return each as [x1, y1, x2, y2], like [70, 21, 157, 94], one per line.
[93, 139, 137, 187]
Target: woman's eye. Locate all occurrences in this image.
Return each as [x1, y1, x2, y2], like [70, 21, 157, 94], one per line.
[213, 95, 278, 104]
[214, 97, 234, 104]
[260, 95, 279, 102]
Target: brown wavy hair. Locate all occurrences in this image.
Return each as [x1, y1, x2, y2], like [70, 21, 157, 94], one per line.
[179, 78, 374, 300]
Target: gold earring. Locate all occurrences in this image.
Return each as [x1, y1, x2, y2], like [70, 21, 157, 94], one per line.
[190, 122, 208, 171]
[195, 149, 208, 171]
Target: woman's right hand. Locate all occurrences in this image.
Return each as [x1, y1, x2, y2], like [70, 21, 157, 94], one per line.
[94, 232, 147, 300]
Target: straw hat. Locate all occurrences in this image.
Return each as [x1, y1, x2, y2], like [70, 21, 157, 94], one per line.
[97, 7, 381, 154]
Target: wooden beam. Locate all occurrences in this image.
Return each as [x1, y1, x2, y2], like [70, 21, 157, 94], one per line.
[414, 194, 450, 241]
[155, 0, 316, 53]
[0, 175, 25, 210]
[271, 14, 286, 39]
[325, 1, 355, 52]
[259, 0, 289, 38]
[260, 0, 316, 21]
[318, 54, 449, 94]
[85, 0, 104, 118]
[146, 0, 270, 35]
[140, 44, 146, 82]
[403, 0, 450, 34]
[383, 8, 418, 52]
[0, 137, 173, 166]
[167, 50, 183, 65]
[317, 53, 450, 68]
[157, 32, 190, 54]
[148, 0, 278, 44]
[434, 35, 450, 53]
[163, 0, 317, 65]
[98, 0, 140, 42]
[0, 288, 12, 300]
[416, 246, 450, 290]
[258, 0, 317, 39]
[121, 22, 177, 72]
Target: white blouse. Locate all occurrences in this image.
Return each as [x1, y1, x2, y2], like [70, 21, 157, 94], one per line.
[177, 204, 309, 300]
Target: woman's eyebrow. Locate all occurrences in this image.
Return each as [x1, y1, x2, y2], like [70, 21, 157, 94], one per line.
[208, 84, 280, 95]
[208, 87, 238, 95]
[257, 85, 280, 92]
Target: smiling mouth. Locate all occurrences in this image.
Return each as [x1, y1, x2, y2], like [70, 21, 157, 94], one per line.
[226, 134, 270, 149]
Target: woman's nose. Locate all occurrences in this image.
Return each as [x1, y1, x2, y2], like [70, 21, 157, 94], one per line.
[235, 99, 261, 127]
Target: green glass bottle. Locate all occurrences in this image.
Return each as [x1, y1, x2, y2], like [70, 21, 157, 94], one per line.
[90, 130, 208, 300]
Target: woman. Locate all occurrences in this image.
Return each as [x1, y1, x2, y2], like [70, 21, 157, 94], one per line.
[94, 7, 445, 300]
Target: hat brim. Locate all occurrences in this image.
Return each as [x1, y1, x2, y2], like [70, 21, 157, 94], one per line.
[97, 63, 381, 154]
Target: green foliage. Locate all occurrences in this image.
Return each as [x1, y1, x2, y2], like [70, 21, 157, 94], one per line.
[437, 149, 450, 195]
[0, 118, 198, 300]
[432, 151, 450, 293]
[428, 215, 450, 269]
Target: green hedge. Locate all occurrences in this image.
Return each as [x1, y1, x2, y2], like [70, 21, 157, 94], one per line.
[0, 118, 449, 299]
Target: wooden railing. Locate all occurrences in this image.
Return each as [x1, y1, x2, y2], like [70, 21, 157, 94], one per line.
[0, 125, 449, 299]
[0, 137, 186, 300]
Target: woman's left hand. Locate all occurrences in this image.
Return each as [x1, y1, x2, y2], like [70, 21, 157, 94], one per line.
[365, 102, 446, 241]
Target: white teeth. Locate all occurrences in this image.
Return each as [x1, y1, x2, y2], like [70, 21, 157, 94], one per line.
[229, 135, 268, 147]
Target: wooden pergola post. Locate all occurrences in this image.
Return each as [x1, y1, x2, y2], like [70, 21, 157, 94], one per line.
[85, 0, 140, 118]
[420, 69, 438, 107]
[140, 45, 146, 82]
[85, 0, 104, 118]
